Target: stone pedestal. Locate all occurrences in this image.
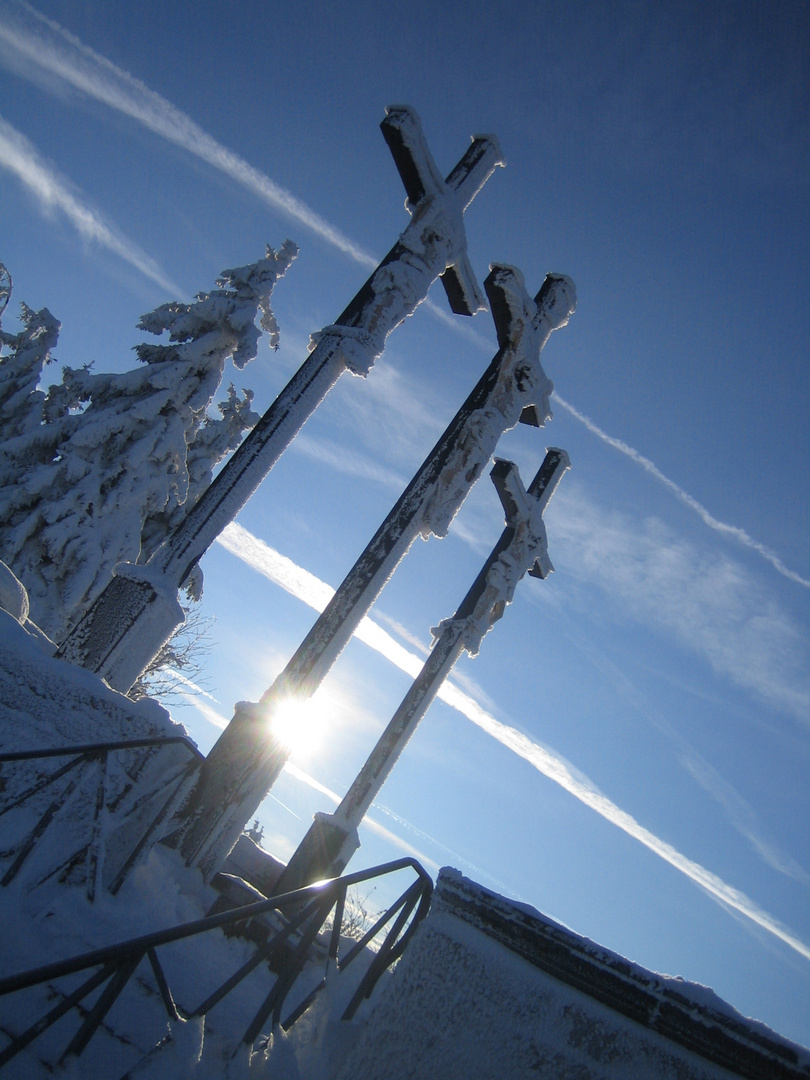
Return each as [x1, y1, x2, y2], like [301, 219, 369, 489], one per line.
[272, 812, 360, 895]
[58, 565, 184, 692]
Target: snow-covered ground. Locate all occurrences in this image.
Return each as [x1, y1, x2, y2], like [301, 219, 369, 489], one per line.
[3, 589, 809, 1080]
[0, 606, 384, 1078]
[0, 841, 386, 1079]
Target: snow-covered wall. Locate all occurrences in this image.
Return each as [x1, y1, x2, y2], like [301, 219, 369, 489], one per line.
[337, 869, 810, 1080]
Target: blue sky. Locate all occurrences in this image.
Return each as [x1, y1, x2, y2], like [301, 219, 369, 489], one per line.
[1, 0, 809, 1049]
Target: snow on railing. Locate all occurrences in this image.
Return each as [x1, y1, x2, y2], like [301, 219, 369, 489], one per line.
[0, 736, 203, 900]
[0, 856, 432, 1072]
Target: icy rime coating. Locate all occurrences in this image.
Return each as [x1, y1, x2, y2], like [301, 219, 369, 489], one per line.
[169, 272, 574, 884]
[275, 452, 570, 895]
[1, 245, 293, 644]
[422, 266, 575, 538]
[438, 453, 570, 655]
[57, 105, 504, 694]
[381, 103, 496, 317]
[272, 270, 574, 693]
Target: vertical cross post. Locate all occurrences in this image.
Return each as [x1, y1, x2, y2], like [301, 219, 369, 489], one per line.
[165, 268, 574, 883]
[57, 106, 503, 694]
[275, 449, 571, 892]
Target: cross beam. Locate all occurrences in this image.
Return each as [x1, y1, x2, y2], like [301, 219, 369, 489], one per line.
[57, 106, 503, 695]
[381, 105, 488, 316]
[274, 450, 570, 892]
[163, 267, 574, 883]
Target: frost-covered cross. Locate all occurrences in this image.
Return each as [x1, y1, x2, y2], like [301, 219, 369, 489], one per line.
[58, 105, 503, 693]
[274, 449, 571, 893]
[161, 268, 574, 884]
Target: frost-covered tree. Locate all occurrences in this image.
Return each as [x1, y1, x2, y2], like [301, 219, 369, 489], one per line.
[0, 288, 69, 570]
[139, 382, 259, 565]
[0, 241, 296, 642]
[0, 300, 61, 441]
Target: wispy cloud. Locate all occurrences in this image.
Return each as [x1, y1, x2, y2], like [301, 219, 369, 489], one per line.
[371, 800, 520, 897]
[532, 608, 810, 889]
[0, 114, 180, 295]
[292, 432, 407, 492]
[556, 394, 810, 590]
[681, 752, 810, 887]
[329, 359, 447, 468]
[0, 5, 511, 341]
[373, 611, 430, 658]
[438, 677, 810, 962]
[216, 520, 810, 963]
[0, 2, 376, 269]
[553, 487, 810, 724]
[170, 670, 218, 702]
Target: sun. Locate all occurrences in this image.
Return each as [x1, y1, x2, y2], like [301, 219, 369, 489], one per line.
[269, 693, 328, 759]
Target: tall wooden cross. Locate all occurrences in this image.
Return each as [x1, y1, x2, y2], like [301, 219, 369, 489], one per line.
[274, 450, 571, 893]
[167, 266, 575, 882]
[57, 106, 503, 693]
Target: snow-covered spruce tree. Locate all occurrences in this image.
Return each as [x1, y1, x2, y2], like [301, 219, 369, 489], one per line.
[0, 283, 64, 498]
[138, 382, 259, 571]
[0, 242, 296, 642]
[0, 287, 72, 585]
[0, 297, 61, 441]
[131, 385, 259, 699]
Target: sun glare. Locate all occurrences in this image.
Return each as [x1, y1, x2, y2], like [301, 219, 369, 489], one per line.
[270, 695, 327, 759]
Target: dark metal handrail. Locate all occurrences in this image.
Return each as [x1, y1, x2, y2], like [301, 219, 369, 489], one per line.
[0, 737, 203, 894]
[0, 735, 205, 764]
[0, 856, 433, 1071]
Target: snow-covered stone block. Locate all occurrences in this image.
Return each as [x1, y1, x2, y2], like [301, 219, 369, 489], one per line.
[336, 869, 810, 1080]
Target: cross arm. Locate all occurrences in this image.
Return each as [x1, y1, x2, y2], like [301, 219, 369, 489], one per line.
[491, 450, 570, 580]
[436, 450, 570, 655]
[381, 105, 446, 207]
[381, 105, 504, 316]
[484, 265, 576, 425]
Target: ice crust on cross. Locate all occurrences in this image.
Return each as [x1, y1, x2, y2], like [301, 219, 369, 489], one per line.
[420, 267, 575, 540]
[432, 454, 570, 656]
[304, 107, 500, 380]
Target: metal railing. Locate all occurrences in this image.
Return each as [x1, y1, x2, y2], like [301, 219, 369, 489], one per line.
[0, 737, 203, 898]
[0, 856, 433, 1072]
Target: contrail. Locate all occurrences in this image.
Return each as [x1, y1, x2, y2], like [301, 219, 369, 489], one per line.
[555, 393, 810, 590]
[0, 115, 180, 295]
[217, 521, 810, 963]
[0, 2, 376, 270]
[4, 4, 804, 590]
[440, 680, 810, 961]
